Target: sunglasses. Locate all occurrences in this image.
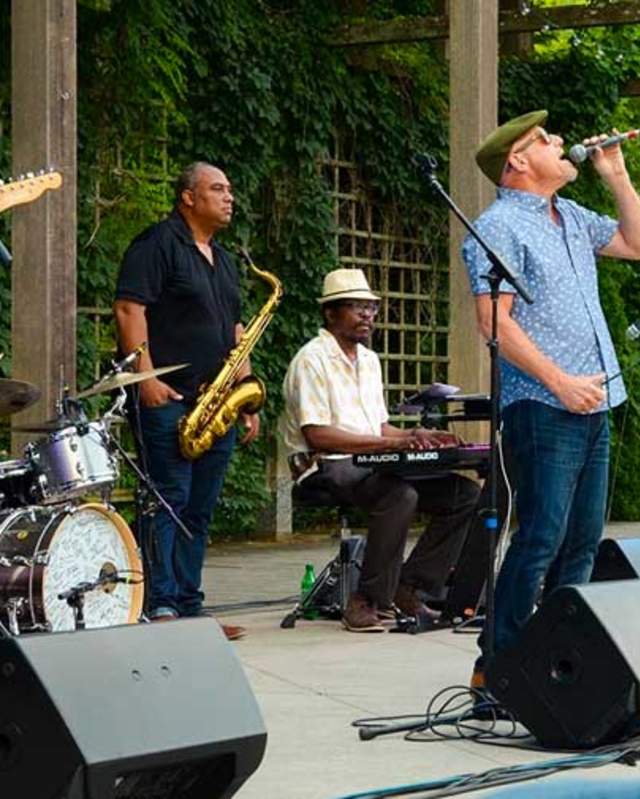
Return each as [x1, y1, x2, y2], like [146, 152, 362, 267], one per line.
[513, 128, 553, 154]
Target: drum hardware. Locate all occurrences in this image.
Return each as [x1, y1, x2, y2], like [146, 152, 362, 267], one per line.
[1, 554, 35, 567]
[0, 352, 203, 635]
[6, 597, 27, 636]
[105, 430, 193, 542]
[58, 574, 116, 631]
[57, 565, 142, 631]
[99, 386, 194, 542]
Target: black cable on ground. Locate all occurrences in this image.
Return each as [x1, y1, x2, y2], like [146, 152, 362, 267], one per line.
[353, 685, 527, 745]
[204, 595, 299, 613]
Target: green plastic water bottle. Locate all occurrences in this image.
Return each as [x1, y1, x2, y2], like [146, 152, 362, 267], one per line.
[301, 563, 318, 619]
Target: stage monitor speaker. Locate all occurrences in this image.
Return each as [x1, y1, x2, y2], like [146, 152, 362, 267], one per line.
[591, 537, 640, 581]
[0, 618, 266, 799]
[486, 581, 640, 749]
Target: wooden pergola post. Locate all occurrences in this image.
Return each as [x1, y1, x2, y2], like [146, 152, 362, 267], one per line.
[10, 0, 77, 449]
[448, 1, 498, 400]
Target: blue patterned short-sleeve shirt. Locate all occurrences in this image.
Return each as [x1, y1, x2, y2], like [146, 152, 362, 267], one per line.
[461, 187, 624, 411]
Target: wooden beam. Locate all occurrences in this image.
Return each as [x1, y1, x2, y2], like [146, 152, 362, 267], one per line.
[330, 1, 640, 47]
[500, 0, 534, 58]
[447, 1, 497, 409]
[11, 0, 77, 450]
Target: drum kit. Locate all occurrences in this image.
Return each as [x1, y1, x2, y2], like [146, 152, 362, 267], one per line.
[0, 361, 185, 637]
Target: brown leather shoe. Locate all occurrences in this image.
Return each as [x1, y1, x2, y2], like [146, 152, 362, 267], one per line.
[342, 593, 384, 633]
[393, 583, 441, 621]
[222, 623, 247, 641]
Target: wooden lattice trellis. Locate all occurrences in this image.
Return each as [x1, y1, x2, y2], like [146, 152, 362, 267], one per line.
[321, 136, 450, 413]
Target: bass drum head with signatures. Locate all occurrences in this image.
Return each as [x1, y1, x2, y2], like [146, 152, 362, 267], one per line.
[0, 503, 144, 633]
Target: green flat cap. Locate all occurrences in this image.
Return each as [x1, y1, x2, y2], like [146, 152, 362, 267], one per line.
[476, 109, 548, 185]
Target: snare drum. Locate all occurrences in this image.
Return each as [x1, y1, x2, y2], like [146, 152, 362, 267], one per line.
[0, 503, 143, 632]
[26, 421, 119, 504]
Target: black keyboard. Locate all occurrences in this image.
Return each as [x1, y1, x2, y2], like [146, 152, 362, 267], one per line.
[352, 445, 490, 476]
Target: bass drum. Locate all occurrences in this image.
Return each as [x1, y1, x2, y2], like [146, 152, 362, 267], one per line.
[0, 503, 144, 633]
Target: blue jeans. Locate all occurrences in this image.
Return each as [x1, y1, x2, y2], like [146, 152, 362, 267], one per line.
[489, 400, 609, 655]
[138, 400, 235, 617]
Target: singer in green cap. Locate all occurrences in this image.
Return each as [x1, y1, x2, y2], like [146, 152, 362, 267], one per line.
[461, 110, 640, 688]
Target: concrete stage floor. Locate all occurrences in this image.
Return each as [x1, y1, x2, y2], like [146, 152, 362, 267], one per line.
[203, 522, 640, 799]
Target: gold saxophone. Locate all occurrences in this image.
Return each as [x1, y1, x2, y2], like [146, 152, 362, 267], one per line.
[178, 248, 283, 460]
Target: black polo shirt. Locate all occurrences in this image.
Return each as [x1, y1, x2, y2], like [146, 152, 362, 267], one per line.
[115, 210, 241, 403]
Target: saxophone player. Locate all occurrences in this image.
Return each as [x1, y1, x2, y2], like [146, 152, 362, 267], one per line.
[113, 161, 257, 639]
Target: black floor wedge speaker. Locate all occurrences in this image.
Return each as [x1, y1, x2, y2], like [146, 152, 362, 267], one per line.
[486, 581, 640, 749]
[591, 537, 640, 581]
[0, 618, 266, 799]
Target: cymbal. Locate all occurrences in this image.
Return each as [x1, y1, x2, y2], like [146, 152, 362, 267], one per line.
[76, 364, 189, 399]
[0, 378, 41, 416]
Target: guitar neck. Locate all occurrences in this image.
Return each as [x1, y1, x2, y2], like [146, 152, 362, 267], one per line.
[0, 171, 63, 214]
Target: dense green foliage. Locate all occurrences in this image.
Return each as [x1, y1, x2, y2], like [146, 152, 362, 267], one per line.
[11, 0, 447, 535]
[2, 1, 640, 527]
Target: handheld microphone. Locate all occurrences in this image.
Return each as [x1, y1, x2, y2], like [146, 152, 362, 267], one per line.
[568, 129, 640, 164]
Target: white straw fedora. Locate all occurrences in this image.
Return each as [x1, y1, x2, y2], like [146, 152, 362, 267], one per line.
[317, 268, 380, 304]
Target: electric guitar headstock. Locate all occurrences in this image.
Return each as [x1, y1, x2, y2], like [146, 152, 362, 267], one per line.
[0, 170, 63, 214]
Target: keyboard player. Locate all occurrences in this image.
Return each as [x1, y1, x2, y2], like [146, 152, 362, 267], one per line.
[282, 268, 481, 633]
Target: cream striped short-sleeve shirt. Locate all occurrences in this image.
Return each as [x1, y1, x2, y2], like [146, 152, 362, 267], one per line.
[282, 328, 388, 456]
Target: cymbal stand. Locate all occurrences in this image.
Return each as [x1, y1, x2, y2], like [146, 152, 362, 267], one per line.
[100, 390, 193, 543]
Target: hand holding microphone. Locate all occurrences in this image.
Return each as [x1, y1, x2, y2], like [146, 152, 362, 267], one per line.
[568, 129, 639, 165]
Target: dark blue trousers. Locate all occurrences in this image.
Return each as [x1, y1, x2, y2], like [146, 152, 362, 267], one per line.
[490, 400, 609, 655]
[138, 400, 235, 617]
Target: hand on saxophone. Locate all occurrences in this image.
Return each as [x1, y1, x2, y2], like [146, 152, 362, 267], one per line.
[140, 378, 183, 407]
[239, 412, 260, 444]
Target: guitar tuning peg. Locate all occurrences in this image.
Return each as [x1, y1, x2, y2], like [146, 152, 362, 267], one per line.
[17, 174, 24, 181]
[38, 169, 45, 175]
[0, 180, 4, 186]
[26, 171, 34, 179]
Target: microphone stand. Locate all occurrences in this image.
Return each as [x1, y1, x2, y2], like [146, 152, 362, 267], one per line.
[415, 154, 533, 667]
